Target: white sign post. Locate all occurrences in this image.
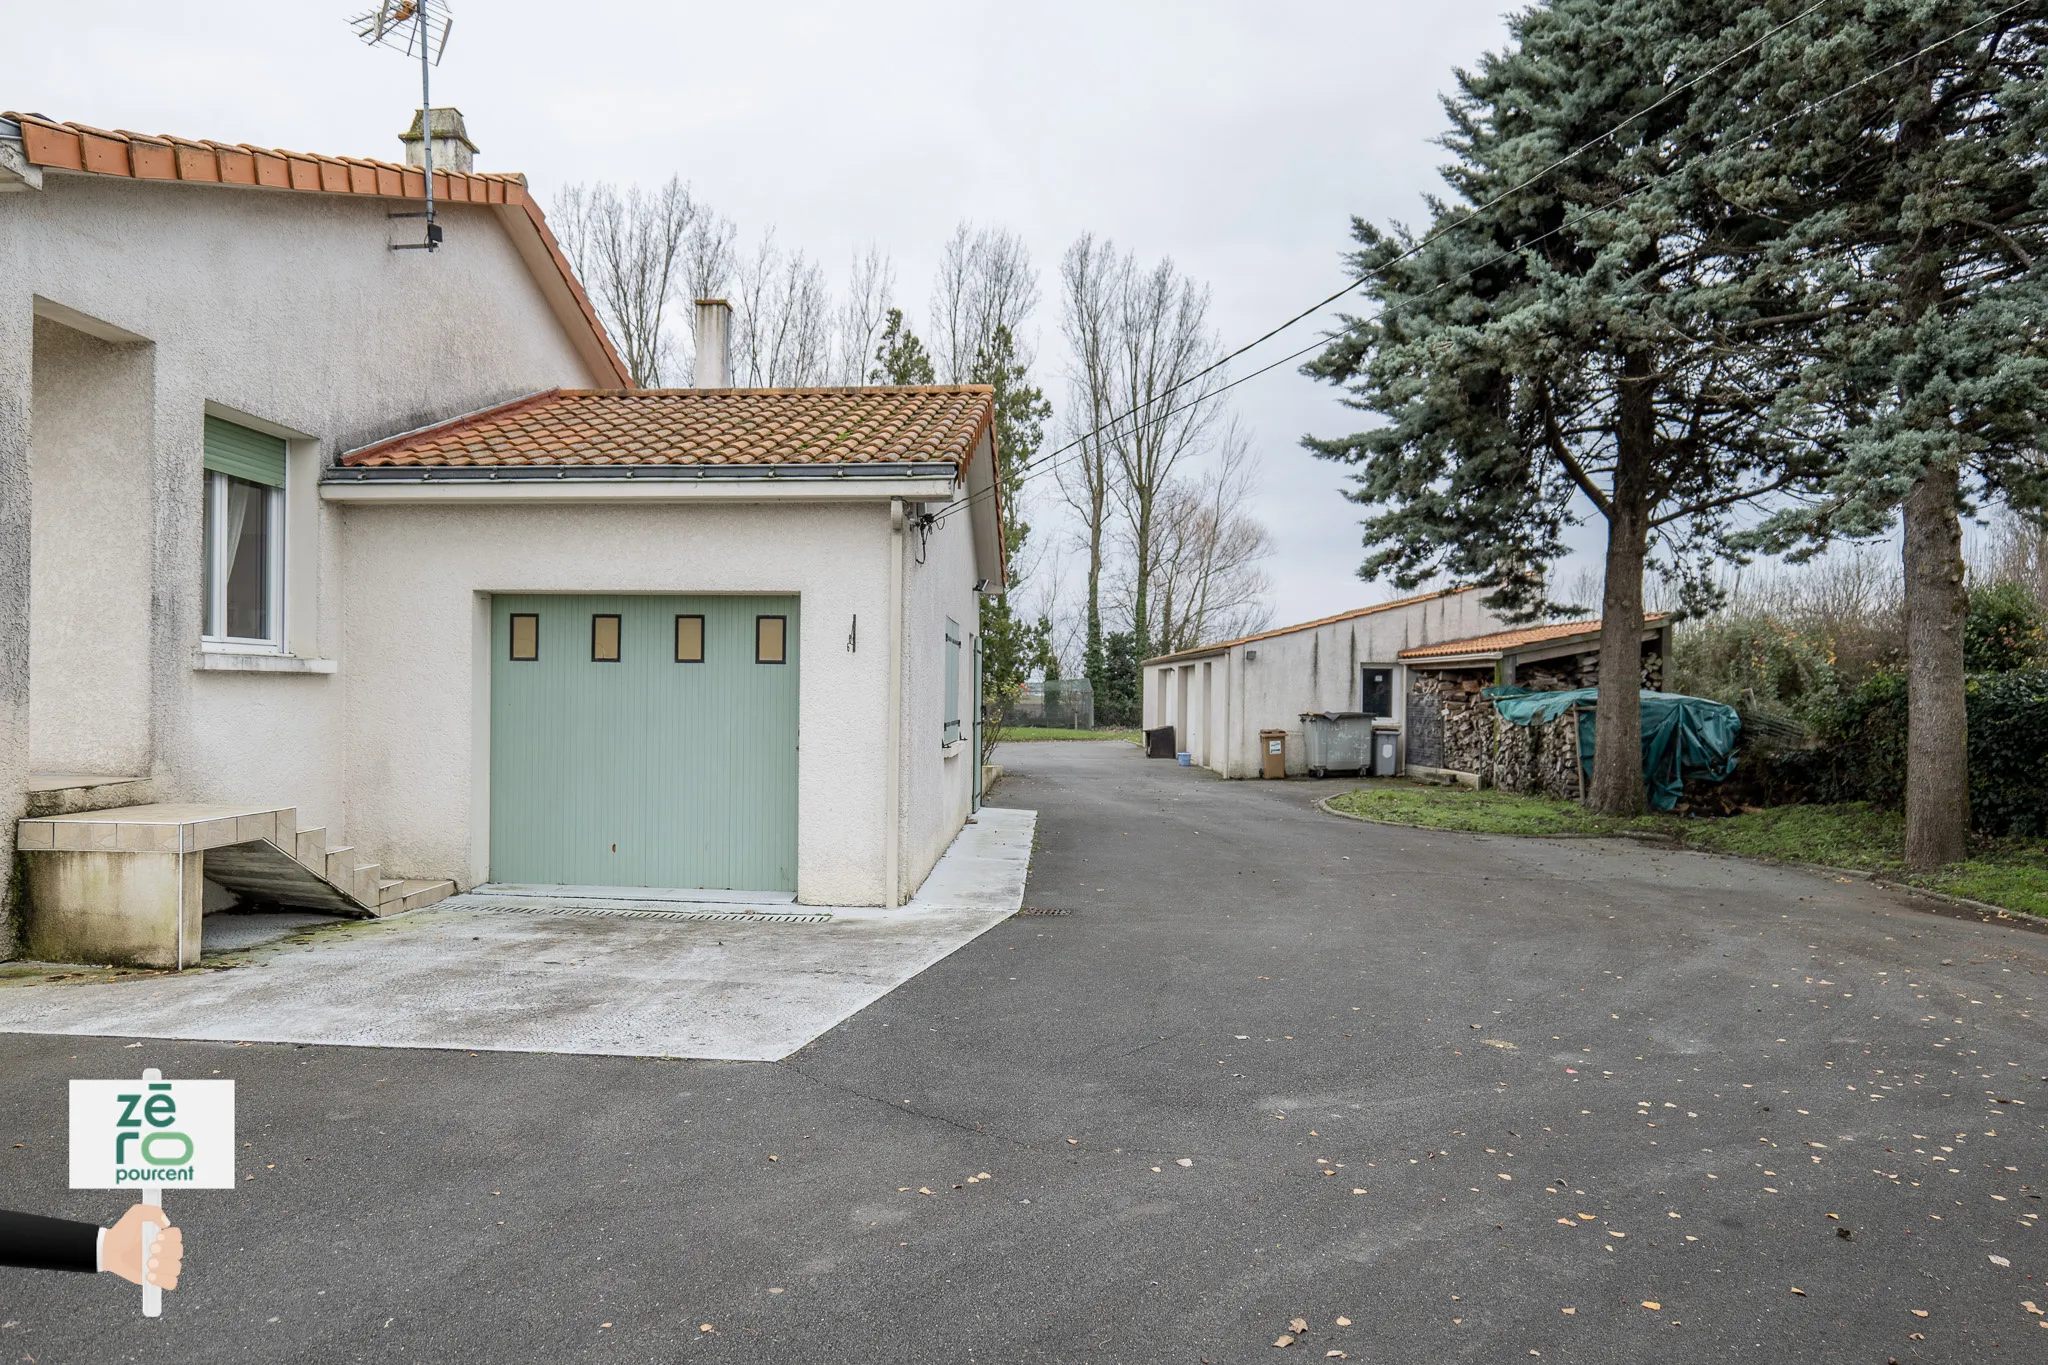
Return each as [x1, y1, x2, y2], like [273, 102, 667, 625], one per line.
[70, 1068, 235, 1317]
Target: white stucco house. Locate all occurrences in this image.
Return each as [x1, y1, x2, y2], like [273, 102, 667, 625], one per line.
[2, 109, 1001, 968]
[1139, 587, 1510, 779]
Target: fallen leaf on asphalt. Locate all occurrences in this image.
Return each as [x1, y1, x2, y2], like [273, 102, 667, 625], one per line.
[1990, 1255, 2012, 1267]
[1498, 1174, 1513, 1181]
[2022, 1300, 2040, 1314]
[1790, 1287, 1806, 1296]
[1177, 1158, 1194, 1167]
[1560, 1307, 1575, 1315]
[1288, 1318, 1308, 1333]
[1910, 1310, 1928, 1318]
[767, 1155, 778, 1162]
[1641, 1302, 1661, 1311]
[918, 1187, 934, 1195]
[1066, 1138, 1079, 1145]
[1325, 1352, 1347, 1359]
[977, 1173, 992, 1180]
[1577, 1213, 1596, 1220]
[699, 1324, 714, 1333]
[1272, 1334, 1295, 1348]
[1334, 1317, 1352, 1326]
[1351, 1188, 1367, 1194]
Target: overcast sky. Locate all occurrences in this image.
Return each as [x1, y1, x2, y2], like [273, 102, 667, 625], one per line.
[11, 0, 1532, 639]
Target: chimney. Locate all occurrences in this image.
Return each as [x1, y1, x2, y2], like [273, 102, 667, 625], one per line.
[399, 107, 478, 174]
[694, 299, 733, 387]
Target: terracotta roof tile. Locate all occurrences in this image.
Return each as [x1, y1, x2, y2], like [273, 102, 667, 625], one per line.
[1398, 614, 1670, 660]
[4, 111, 630, 387]
[341, 386, 997, 469]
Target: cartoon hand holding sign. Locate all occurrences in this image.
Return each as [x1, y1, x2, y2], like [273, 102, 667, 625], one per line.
[66, 1067, 234, 1316]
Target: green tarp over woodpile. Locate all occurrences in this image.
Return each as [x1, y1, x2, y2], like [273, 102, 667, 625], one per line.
[1484, 686, 1743, 811]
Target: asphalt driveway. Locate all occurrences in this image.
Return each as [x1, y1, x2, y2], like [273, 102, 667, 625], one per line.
[2, 740, 2041, 1363]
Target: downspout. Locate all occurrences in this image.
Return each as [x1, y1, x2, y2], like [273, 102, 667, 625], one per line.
[886, 498, 905, 907]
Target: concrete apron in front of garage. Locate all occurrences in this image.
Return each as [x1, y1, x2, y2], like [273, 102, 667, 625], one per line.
[0, 807, 1035, 1061]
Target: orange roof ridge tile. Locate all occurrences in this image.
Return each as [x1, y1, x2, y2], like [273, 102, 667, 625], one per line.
[6, 110, 628, 387]
[1398, 613, 1671, 660]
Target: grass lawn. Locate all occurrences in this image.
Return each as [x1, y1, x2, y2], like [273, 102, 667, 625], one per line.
[1326, 782, 2048, 918]
[996, 727, 1140, 743]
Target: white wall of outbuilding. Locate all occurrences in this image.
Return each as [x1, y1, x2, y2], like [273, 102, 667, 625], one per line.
[1140, 589, 1508, 779]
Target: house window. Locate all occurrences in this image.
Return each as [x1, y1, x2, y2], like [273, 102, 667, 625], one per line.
[943, 617, 962, 745]
[756, 615, 787, 664]
[201, 416, 287, 648]
[1362, 666, 1395, 719]
[509, 614, 540, 661]
[591, 614, 622, 662]
[675, 615, 705, 663]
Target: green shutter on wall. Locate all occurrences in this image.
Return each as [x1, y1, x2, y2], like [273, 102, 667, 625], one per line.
[944, 617, 962, 745]
[203, 416, 288, 487]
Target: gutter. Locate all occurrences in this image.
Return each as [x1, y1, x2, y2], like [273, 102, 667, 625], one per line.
[320, 462, 960, 504]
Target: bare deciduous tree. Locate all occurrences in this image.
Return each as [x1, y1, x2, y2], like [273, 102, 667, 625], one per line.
[1061, 238, 1222, 659]
[1057, 234, 1122, 684]
[834, 245, 897, 386]
[731, 231, 834, 387]
[933, 223, 1040, 383]
[1144, 426, 1274, 655]
[553, 176, 705, 387]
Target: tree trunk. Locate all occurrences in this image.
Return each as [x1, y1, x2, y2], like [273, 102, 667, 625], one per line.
[1901, 458, 1970, 869]
[1131, 498, 1153, 662]
[1586, 351, 1656, 817]
[1083, 493, 1105, 690]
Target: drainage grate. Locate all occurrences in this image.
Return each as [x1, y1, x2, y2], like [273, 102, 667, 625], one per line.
[1014, 906, 1071, 917]
[455, 901, 831, 925]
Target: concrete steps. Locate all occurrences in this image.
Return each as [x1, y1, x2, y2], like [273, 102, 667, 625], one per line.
[15, 803, 456, 966]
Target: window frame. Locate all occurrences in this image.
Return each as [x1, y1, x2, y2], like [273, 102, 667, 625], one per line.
[755, 614, 788, 665]
[508, 613, 541, 662]
[675, 614, 705, 663]
[591, 613, 623, 663]
[199, 468, 286, 652]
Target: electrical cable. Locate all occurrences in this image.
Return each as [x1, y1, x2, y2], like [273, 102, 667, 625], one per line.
[930, 0, 2037, 532]
[927, 0, 1834, 521]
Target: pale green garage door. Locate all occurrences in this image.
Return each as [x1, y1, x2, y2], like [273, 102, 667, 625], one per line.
[489, 594, 800, 891]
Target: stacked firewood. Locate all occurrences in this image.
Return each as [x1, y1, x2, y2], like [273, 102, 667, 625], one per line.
[1440, 693, 1495, 775]
[1490, 708, 1583, 799]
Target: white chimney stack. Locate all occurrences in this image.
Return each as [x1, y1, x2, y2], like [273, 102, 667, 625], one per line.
[694, 299, 733, 387]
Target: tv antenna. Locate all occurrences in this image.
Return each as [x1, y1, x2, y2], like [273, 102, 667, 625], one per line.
[350, 2, 455, 251]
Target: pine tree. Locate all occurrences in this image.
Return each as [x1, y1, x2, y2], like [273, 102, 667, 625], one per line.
[970, 323, 1058, 750]
[1305, 0, 1834, 814]
[870, 308, 936, 385]
[1696, 4, 2048, 867]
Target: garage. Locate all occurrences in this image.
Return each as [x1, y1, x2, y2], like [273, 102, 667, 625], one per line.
[488, 592, 800, 892]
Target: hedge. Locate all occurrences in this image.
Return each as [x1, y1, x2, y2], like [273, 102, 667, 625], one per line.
[1768, 669, 2048, 836]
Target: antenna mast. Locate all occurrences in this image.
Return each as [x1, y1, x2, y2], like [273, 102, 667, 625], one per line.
[351, 1, 455, 251]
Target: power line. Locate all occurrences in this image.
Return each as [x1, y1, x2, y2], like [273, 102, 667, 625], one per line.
[930, 0, 1834, 523]
[933, 0, 2035, 532]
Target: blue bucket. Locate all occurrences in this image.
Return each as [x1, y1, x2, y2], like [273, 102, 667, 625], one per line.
[1177, 752, 1192, 766]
